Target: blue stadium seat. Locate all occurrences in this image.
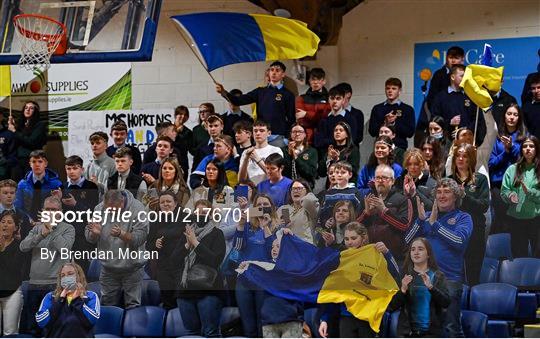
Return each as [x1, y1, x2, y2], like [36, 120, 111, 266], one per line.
[499, 258, 540, 287]
[461, 310, 488, 338]
[165, 308, 187, 337]
[123, 306, 166, 337]
[94, 306, 124, 337]
[141, 279, 161, 306]
[479, 257, 499, 283]
[87, 259, 102, 282]
[470, 283, 517, 337]
[220, 306, 240, 325]
[485, 233, 512, 260]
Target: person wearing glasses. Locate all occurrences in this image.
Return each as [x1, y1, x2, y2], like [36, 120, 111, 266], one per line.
[281, 123, 318, 189]
[189, 103, 215, 169]
[357, 164, 414, 263]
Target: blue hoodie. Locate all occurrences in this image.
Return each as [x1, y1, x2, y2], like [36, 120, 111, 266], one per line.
[15, 168, 62, 219]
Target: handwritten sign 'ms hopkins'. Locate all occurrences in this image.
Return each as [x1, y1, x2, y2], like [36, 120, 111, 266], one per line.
[68, 110, 173, 166]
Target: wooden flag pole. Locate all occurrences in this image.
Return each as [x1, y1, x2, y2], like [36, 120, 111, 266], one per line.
[473, 105, 480, 147]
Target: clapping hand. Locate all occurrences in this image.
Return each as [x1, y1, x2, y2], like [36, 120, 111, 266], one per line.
[184, 225, 199, 249]
[428, 200, 438, 225]
[416, 196, 426, 221]
[401, 274, 413, 293]
[419, 271, 433, 289]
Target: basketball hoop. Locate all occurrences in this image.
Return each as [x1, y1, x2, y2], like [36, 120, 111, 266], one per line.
[13, 14, 67, 71]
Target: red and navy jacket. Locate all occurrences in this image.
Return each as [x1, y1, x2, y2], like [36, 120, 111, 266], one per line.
[296, 87, 331, 144]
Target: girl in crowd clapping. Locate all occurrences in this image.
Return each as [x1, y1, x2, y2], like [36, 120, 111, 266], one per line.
[282, 123, 318, 189]
[388, 237, 450, 337]
[320, 121, 360, 183]
[420, 136, 445, 180]
[358, 136, 402, 190]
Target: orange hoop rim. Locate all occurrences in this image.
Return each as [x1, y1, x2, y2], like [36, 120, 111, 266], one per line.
[13, 13, 66, 43]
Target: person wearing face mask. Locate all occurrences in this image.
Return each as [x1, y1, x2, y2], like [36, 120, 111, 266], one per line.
[427, 116, 450, 159]
[36, 262, 100, 337]
[388, 238, 450, 337]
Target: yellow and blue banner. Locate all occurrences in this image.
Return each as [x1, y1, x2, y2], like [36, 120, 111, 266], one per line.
[239, 235, 398, 332]
[460, 64, 504, 110]
[170, 12, 320, 71]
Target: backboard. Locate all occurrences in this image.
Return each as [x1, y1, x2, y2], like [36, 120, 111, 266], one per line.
[0, 0, 161, 65]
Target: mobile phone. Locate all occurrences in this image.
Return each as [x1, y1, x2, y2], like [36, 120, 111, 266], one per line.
[368, 180, 378, 197]
[281, 208, 291, 224]
[234, 185, 249, 202]
[248, 206, 263, 217]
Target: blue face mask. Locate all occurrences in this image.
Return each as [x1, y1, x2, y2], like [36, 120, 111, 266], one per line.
[60, 275, 77, 290]
[432, 132, 443, 140]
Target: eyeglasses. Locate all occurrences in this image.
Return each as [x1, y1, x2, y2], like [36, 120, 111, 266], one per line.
[291, 186, 306, 191]
[291, 130, 305, 135]
[374, 176, 392, 182]
[198, 110, 210, 114]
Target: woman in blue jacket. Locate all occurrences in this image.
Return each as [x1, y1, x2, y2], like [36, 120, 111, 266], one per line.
[36, 262, 100, 337]
[488, 103, 527, 234]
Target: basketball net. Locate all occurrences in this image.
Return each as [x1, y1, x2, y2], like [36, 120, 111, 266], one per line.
[13, 14, 67, 72]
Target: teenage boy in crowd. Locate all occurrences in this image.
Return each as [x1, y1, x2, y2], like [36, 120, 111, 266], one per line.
[15, 150, 62, 220]
[106, 120, 142, 174]
[317, 161, 363, 246]
[431, 64, 486, 146]
[295, 67, 331, 144]
[336, 82, 365, 145]
[62, 155, 99, 272]
[190, 135, 239, 189]
[256, 153, 293, 208]
[368, 78, 415, 154]
[233, 120, 253, 158]
[238, 121, 283, 186]
[220, 89, 253, 138]
[426, 46, 465, 108]
[140, 136, 175, 185]
[108, 147, 147, 201]
[191, 114, 225, 171]
[86, 131, 117, 195]
[143, 122, 185, 176]
[216, 61, 295, 147]
[523, 73, 540, 139]
[314, 86, 358, 150]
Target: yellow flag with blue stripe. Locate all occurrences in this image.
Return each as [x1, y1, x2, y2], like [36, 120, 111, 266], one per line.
[459, 64, 503, 110]
[0, 65, 11, 97]
[318, 245, 399, 332]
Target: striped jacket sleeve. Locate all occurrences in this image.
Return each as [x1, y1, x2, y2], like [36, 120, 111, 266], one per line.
[36, 292, 56, 328]
[81, 291, 101, 325]
[431, 212, 473, 251]
[405, 218, 427, 245]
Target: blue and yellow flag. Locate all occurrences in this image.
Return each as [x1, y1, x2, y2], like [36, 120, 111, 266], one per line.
[0, 65, 11, 97]
[170, 12, 320, 71]
[239, 236, 398, 332]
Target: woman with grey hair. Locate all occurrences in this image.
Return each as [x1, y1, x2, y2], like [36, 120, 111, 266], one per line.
[405, 177, 472, 338]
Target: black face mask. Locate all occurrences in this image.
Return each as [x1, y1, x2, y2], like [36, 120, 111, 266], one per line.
[195, 220, 207, 228]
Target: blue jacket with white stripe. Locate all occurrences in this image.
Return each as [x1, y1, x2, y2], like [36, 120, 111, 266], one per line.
[405, 209, 472, 282]
[36, 290, 100, 337]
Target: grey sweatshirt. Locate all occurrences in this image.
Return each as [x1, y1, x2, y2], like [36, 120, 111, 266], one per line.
[20, 221, 75, 285]
[85, 189, 149, 272]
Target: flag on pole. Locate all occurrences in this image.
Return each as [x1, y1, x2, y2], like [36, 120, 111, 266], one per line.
[0, 65, 11, 97]
[170, 12, 320, 71]
[460, 65, 503, 110]
[480, 43, 493, 67]
[239, 235, 398, 332]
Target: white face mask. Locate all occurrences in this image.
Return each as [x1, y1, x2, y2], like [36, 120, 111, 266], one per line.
[60, 275, 77, 291]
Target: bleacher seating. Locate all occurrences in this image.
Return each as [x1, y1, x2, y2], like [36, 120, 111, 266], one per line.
[94, 306, 124, 337]
[469, 283, 517, 337]
[123, 306, 167, 337]
[461, 310, 488, 338]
